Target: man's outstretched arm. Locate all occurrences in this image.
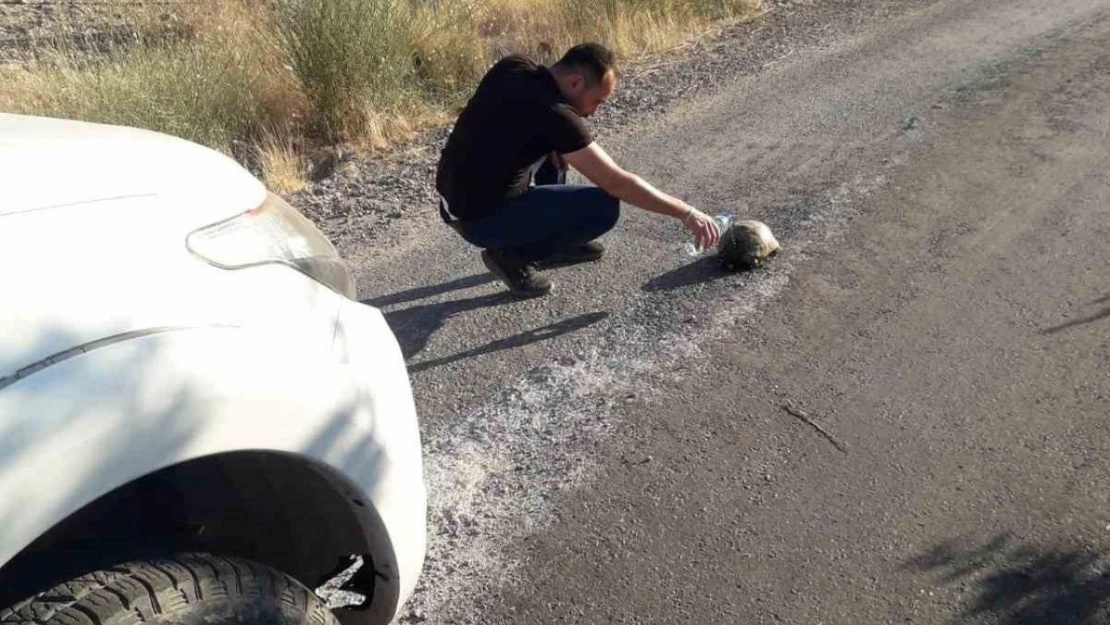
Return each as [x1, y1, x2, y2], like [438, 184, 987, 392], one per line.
[563, 142, 721, 250]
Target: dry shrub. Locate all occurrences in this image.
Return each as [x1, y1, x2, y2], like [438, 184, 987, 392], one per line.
[410, 0, 489, 103]
[269, 0, 418, 141]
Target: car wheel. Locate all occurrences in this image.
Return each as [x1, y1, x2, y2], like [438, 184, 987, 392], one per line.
[0, 553, 338, 625]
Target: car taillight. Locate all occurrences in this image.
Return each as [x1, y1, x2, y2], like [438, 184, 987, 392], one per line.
[187, 192, 356, 298]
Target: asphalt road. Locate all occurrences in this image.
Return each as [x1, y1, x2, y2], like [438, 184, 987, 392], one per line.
[351, 0, 1110, 622]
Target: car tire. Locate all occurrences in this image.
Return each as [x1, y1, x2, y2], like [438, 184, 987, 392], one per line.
[0, 553, 339, 625]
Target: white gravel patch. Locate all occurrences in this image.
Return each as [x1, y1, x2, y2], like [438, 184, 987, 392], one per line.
[406, 336, 696, 623]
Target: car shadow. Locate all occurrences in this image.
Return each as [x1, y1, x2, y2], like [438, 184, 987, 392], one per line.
[408, 311, 609, 374]
[905, 533, 1110, 624]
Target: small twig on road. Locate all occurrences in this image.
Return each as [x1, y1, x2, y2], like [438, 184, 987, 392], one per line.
[780, 403, 849, 454]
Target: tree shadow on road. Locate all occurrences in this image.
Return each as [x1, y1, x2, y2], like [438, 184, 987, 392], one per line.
[1042, 294, 1110, 335]
[642, 256, 727, 292]
[906, 533, 1110, 624]
[408, 311, 609, 374]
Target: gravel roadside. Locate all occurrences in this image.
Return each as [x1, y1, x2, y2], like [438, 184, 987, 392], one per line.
[0, 0, 128, 43]
[0, 0, 179, 65]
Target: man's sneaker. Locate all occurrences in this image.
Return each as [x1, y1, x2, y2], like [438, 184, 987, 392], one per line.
[535, 241, 605, 268]
[481, 250, 553, 299]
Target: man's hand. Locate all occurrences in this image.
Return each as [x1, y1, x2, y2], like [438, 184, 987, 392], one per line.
[683, 208, 722, 251]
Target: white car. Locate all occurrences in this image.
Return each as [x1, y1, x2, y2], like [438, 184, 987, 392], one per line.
[0, 114, 426, 625]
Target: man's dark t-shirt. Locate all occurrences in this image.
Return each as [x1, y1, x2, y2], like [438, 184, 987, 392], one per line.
[435, 55, 593, 222]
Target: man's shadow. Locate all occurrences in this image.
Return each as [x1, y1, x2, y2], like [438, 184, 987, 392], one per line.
[369, 289, 515, 360]
[407, 311, 609, 373]
[363, 274, 609, 372]
[362, 274, 496, 309]
[1042, 294, 1110, 335]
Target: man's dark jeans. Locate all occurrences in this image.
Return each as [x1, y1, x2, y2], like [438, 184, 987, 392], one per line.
[449, 159, 620, 261]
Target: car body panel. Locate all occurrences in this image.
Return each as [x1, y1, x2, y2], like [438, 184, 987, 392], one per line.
[0, 113, 261, 220]
[0, 194, 342, 377]
[0, 115, 425, 623]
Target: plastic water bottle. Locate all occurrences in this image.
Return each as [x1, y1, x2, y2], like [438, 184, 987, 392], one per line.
[683, 212, 734, 257]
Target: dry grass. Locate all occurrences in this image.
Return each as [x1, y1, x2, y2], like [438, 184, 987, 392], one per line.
[478, 0, 759, 60]
[269, 0, 416, 140]
[0, 0, 762, 192]
[257, 131, 309, 195]
[410, 1, 490, 102]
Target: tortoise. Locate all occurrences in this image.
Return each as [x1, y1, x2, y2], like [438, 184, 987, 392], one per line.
[717, 219, 780, 271]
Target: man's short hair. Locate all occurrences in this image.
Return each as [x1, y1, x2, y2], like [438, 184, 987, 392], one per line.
[555, 43, 616, 86]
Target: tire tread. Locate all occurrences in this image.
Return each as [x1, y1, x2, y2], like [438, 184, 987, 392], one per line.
[1, 554, 335, 625]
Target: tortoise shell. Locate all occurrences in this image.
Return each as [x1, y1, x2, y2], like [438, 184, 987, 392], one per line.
[718, 220, 780, 271]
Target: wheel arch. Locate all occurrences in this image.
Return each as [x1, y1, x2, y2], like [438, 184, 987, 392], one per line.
[0, 450, 401, 624]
